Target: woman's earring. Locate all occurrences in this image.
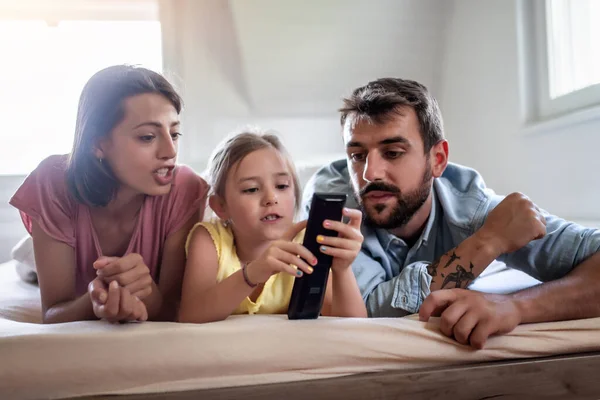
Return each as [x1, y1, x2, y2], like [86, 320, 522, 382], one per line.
[223, 219, 232, 228]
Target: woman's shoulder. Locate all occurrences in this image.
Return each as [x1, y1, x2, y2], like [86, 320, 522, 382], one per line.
[152, 164, 210, 236]
[9, 154, 76, 243]
[159, 164, 208, 208]
[33, 154, 70, 181]
[173, 164, 208, 189]
[11, 154, 73, 204]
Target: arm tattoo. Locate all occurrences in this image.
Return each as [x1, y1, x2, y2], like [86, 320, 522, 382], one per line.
[443, 251, 460, 269]
[428, 258, 441, 279]
[441, 262, 475, 289]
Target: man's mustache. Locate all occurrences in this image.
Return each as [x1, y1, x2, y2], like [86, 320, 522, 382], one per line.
[359, 182, 401, 198]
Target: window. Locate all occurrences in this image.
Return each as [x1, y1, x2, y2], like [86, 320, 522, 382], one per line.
[0, 2, 161, 175]
[546, 0, 600, 98]
[533, 0, 600, 120]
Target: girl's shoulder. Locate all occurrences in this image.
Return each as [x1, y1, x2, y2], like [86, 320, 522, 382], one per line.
[185, 219, 233, 260]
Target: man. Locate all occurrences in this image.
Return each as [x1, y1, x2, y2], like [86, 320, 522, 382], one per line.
[301, 78, 600, 349]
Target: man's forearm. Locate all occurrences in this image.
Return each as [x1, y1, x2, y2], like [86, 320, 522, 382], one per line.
[428, 231, 500, 291]
[511, 251, 600, 324]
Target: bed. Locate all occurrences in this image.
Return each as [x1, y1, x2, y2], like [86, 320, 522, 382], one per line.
[2, 260, 600, 400]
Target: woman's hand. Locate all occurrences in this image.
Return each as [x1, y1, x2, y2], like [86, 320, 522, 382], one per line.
[88, 278, 148, 323]
[94, 253, 153, 300]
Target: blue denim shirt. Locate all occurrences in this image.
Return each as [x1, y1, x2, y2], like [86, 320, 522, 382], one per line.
[300, 159, 600, 317]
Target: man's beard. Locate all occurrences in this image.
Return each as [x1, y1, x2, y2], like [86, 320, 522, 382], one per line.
[357, 164, 432, 230]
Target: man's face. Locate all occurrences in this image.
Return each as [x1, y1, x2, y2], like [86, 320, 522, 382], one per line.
[344, 107, 433, 229]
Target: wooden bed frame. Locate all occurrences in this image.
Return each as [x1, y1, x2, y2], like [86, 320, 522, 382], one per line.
[83, 351, 600, 400]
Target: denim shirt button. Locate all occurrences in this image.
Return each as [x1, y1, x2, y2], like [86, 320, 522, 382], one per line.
[401, 295, 408, 303]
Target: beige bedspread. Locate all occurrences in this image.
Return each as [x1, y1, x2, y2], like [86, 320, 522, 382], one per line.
[1, 261, 599, 400]
[0, 261, 42, 323]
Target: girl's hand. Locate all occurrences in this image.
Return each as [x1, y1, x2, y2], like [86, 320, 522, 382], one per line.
[317, 208, 364, 271]
[246, 221, 317, 285]
[94, 253, 153, 300]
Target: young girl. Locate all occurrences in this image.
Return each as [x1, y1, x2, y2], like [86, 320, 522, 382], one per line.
[178, 130, 367, 322]
[10, 65, 208, 324]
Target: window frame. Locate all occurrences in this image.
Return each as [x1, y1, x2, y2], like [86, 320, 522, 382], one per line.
[530, 0, 600, 121]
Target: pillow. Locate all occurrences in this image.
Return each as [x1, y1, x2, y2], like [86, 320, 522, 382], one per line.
[11, 236, 37, 284]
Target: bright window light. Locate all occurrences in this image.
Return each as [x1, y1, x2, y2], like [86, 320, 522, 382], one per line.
[546, 0, 600, 99]
[0, 20, 162, 175]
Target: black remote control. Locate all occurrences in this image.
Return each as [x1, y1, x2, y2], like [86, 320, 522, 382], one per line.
[287, 193, 347, 320]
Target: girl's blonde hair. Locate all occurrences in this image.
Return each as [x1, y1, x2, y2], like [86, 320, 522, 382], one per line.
[206, 127, 301, 211]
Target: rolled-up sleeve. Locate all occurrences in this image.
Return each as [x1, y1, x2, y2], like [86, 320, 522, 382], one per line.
[353, 250, 432, 317]
[501, 213, 600, 281]
[475, 195, 600, 282]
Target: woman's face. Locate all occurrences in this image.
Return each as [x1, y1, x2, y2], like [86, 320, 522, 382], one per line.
[97, 93, 181, 197]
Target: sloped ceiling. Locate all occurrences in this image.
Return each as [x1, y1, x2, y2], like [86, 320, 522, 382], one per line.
[163, 0, 453, 118]
[229, 0, 451, 116]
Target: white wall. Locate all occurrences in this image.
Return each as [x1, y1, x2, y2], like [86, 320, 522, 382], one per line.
[159, 0, 449, 187]
[185, 117, 346, 190]
[439, 0, 600, 221]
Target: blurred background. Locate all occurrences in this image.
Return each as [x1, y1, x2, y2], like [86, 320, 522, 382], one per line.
[0, 0, 599, 261]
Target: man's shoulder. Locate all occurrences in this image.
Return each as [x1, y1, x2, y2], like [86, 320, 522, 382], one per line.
[300, 159, 357, 217]
[306, 159, 351, 189]
[438, 162, 491, 196]
[436, 162, 498, 231]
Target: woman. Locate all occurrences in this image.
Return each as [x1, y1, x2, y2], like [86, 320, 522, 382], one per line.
[10, 65, 208, 324]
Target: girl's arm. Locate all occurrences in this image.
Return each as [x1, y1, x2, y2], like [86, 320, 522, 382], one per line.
[327, 269, 367, 317]
[179, 221, 317, 323]
[178, 225, 255, 323]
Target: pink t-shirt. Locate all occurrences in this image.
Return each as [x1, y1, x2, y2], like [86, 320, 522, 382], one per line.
[10, 155, 209, 296]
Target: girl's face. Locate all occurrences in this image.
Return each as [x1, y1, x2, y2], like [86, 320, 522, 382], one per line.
[218, 147, 297, 244]
[96, 93, 181, 197]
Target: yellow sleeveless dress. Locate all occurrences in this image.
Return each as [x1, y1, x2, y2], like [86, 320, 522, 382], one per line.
[186, 219, 305, 315]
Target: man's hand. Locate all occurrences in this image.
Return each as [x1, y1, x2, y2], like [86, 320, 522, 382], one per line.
[419, 289, 522, 349]
[94, 254, 153, 300]
[477, 192, 547, 256]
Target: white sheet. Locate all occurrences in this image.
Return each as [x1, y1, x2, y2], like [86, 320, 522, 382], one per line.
[3, 260, 595, 400]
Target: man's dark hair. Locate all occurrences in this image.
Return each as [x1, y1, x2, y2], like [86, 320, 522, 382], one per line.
[339, 78, 444, 152]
